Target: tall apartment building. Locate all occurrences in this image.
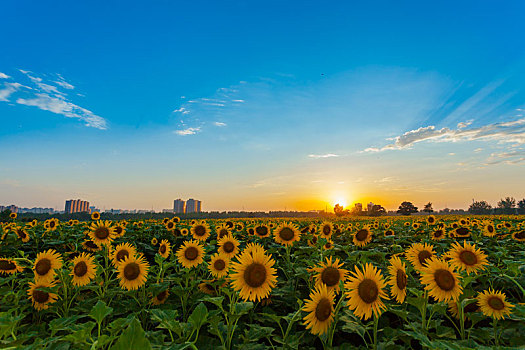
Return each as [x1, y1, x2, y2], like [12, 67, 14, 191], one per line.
[173, 199, 186, 213]
[65, 199, 90, 214]
[184, 198, 202, 213]
[367, 202, 374, 212]
[354, 203, 363, 211]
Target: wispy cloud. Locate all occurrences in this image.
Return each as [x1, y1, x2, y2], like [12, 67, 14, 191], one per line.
[0, 69, 107, 129]
[485, 149, 525, 165]
[174, 127, 201, 136]
[213, 122, 227, 127]
[308, 153, 340, 159]
[363, 117, 525, 152]
[0, 72, 10, 79]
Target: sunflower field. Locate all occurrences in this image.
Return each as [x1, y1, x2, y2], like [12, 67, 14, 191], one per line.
[1, 213, 524, 349]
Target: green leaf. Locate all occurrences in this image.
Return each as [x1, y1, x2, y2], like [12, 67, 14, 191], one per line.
[89, 300, 113, 325]
[63, 321, 95, 345]
[110, 318, 152, 350]
[188, 302, 208, 330]
[234, 301, 253, 316]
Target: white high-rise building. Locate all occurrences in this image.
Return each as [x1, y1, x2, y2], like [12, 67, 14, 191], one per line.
[173, 199, 186, 213]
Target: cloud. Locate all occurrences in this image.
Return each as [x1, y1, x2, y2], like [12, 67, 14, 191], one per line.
[213, 122, 227, 127]
[0, 70, 106, 129]
[363, 117, 525, 152]
[457, 120, 473, 129]
[174, 127, 201, 135]
[485, 149, 525, 165]
[0, 72, 9, 79]
[308, 153, 340, 158]
[173, 107, 190, 114]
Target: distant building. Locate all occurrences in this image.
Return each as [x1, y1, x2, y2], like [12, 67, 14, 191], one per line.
[0, 205, 18, 213]
[186, 199, 196, 213]
[367, 202, 374, 212]
[173, 199, 186, 213]
[65, 199, 90, 214]
[196, 200, 202, 212]
[18, 207, 55, 214]
[354, 203, 363, 211]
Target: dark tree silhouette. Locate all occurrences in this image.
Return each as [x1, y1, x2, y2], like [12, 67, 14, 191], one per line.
[423, 202, 433, 213]
[397, 202, 418, 215]
[497, 197, 516, 214]
[333, 204, 349, 217]
[369, 204, 386, 216]
[518, 199, 525, 214]
[468, 201, 492, 214]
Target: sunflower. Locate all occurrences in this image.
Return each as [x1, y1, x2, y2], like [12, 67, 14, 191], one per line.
[431, 228, 445, 240]
[199, 280, 222, 296]
[33, 249, 63, 283]
[28, 219, 38, 228]
[384, 229, 394, 237]
[158, 239, 171, 258]
[109, 242, 136, 267]
[151, 290, 169, 305]
[476, 289, 514, 320]
[70, 253, 97, 286]
[117, 255, 150, 290]
[83, 240, 101, 252]
[176, 240, 205, 268]
[218, 234, 240, 258]
[387, 256, 407, 303]
[308, 234, 319, 247]
[273, 222, 301, 246]
[113, 223, 126, 238]
[453, 227, 471, 238]
[353, 227, 372, 247]
[426, 215, 436, 225]
[446, 241, 488, 275]
[308, 256, 348, 294]
[191, 221, 211, 241]
[45, 218, 59, 232]
[420, 258, 462, 302]
[345, 263, 388, 320]
[91, 211, 101, 220]
[230, 244, 277, 302]
[15, 227, 30, 242]
[88, 221, 115, 245]
[27, 281, 58, 311]
[254, 224, 270, 238]
[165, 220, 176, 231]
[302, 283, 335, 335]
[10, 212, 17, 219]
[208, 253, 230, 278]
[151, 237, 158, 246]
[512, 230, 525, 242]
[0, 257, 24, 275]
[483, 222, 497, 237]
[323, 240, 333, 250]
[181, 228, 189, 236]
[448, 300, 479, 320]
[247, 227, 255, 235]
[319, 222, 333, 239]
[172, 216, 180, 223]
[216, 224, 232, 239]
[405, 243, 436, 272]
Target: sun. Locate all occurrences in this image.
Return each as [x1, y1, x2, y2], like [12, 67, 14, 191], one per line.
[333, 197, 347, 208]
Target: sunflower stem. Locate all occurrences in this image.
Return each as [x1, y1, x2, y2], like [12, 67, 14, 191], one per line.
[457, 300, 465, 340]
[373, 314, 379, 350]
[420, 290, 429, 333]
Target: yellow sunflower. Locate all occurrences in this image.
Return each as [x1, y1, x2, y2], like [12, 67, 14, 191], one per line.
[117, 255, 150, 290]
[10, 212, 17, 219]
[0, 257, 24, 275]
[45, 218, 59, 232]
[27, 281, 58, 311]
[70, 252, 97, 286]
[302, 283, 335, 335]
[216, 224, 232, 239]
[157, 239, 171, 258]
[308, 256, 348, 294]
[273, 222, 301, 246]
[88, 221, 115, 245]
[387, 256, 407, 303]
[483, 222, 497, 237]
[307, 234, 319, 247]
[151, 237, 158, 246]
[353, 227, 372, 247]
[191, 221, 211, 241]
[91, 211, 101, 220]
[426, 215, 436, 225]
[476, 289, 514, 320]
[15, 227, 30, 242]
[218, 234, 240, 258]
[431, 228, 445, 240]
[176, 240, 205, 268]
[208, 253, 230, 278]
[253, 224, 270, 238]
[230, 244, 277, 302]
[405, 243, 436, 272]
[512, 230, 525, 242]
[83, 240, 101, 252]
[113, 223, 126, 238]
[384, 229, 394, 237]
[319, 222, 333, 239]
[344, 263, 388, 320]
[448, 300, 479, 320]
[151, 290, 169, 305]
[420, 258, 462, 302]
[33, 249, 63, 283]
[453, 227, 471, 238]
[446, 241, 488, 275]
[165, 220, 176, 232]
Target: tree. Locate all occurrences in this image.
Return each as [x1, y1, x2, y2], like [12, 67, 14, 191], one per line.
[0, 209, 11, 221]
[497, 197, 516, 214]
[369, 204, 386, 216]
[517, 199, 525, 214]
[423, 202, 433, 213]
[397, 202, 418, 215]
[333, 204, 349, 217]
[468, 201, 492, 215]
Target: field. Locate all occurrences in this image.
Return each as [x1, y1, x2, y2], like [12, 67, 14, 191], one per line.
[1, 214, 524, 349]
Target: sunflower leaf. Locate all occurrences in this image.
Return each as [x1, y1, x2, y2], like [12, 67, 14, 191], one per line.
[89, 300, 113, 325]
[110, 318, 152, 350]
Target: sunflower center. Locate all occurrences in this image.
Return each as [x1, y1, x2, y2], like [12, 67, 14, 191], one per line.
[487, 296, 505, 310]
[94, 227, 110, 239]
[385, 230, 393, 236]
[515, 230, 525, 239]
[223, 241, 235, 253]
[488, 225, 494, 233]
[428, 217, 435, 223]
[33, 289, 50, 303]
[434, 269, 455, 291]
[321, 267, 340, 287]
[160, 245, 167, 254]
[459, 250, 478, 266]
[35, 258, 51, 276]
[194, 225, 206, 236]
[184, 247, 199, 261]
[0, 259, 15, 270]
[396, 269, 407, 290]
[325, 242, 332, 249]
[456, 227, 469, 236]
[311, 235, 318, 244]
[74, 261, 88, 277]
[356, 229, 368, 241]
[243, 263, 267, 288]
[17, 230, 27, 238]
[123, 262, 140, 280]
[434, 230, 443, 237]
[418, 250, 432, 266]
[167, 222, 174, 229]
[116, 250, 129, 262]
[115, 226, 123, 234]
[85, 241, 98, 249]
[315, 297, 332, 322]
[255, 226, 268, 236]
[358, 278, 379, 304]
[214, 259, 226, 271]
[279, 228, 295, 241]
[322, 226, 331, 235]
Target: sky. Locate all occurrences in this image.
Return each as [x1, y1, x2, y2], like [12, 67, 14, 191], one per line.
[1, 0, 525, 212]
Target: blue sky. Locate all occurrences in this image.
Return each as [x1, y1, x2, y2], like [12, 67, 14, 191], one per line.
[1, 1, 525, 211]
